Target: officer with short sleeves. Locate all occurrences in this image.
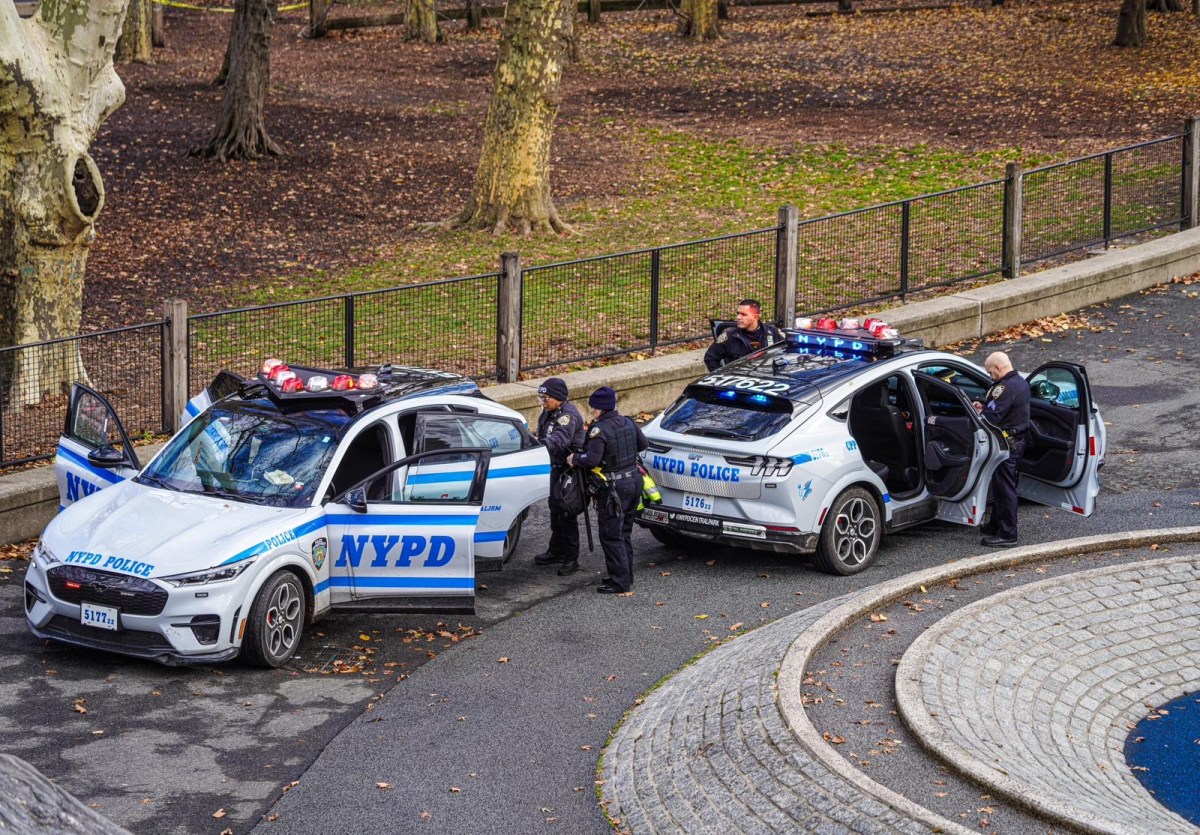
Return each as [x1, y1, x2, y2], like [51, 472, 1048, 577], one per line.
[973, 351, 1031, 547]
[534, 377, 585, 575]
[703, 298, 784, 371]
[568, 387, 648, 594]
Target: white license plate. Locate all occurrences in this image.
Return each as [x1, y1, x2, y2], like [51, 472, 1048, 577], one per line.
[80, 601, 119, 631]
[681, 493, 714, 514]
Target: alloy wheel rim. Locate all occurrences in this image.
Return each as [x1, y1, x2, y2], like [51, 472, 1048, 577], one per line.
[833, 497, 877, 566]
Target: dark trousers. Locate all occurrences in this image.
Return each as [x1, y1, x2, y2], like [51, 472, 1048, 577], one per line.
[987, 438, 1025, 540]
[547, 466, 580, 561]
[596, 477, 641, 592]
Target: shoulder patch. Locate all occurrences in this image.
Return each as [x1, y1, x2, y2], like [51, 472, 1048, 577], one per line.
[716, 331, 729, 344]
[990, 384, 1006, 398]
[557, 415, 571, 426]
[589, 426, 601, 438]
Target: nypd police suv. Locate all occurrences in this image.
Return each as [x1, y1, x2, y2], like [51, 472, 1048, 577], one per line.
[25, 362, 550, 667]
[637, 318, 1105, 575]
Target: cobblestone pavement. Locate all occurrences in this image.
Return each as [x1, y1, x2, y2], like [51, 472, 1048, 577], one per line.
[601, 530, 1200, 835]
[897, 555, 1200, 834]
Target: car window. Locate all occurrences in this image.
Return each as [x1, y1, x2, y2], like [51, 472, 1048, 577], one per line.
[417, 413, 528, 457]
[69, 389, 125, 450]
[916, 363, 989, 404]
[660, 388, 802, 442]
[1027, 367, 1081, 408]
[137, 401, 348, 508]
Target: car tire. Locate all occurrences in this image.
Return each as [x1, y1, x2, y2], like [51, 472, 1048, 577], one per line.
[649, 526, 690, 549]
[814, 487, 881, 576]
[240, 571, 306, 668]
[501, 509, 528, 564]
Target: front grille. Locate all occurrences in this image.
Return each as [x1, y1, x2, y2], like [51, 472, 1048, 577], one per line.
[47, 566, 169, 616]
[42, 615, 175, 653]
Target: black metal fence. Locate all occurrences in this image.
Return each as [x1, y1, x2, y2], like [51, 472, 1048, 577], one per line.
[1, 127, 1194, 468]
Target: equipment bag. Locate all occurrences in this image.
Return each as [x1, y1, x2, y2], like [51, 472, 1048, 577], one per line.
[555, 467, 588, 517]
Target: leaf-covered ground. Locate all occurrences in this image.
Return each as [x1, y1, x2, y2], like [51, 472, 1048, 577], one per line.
[87, 0, 1200, 328]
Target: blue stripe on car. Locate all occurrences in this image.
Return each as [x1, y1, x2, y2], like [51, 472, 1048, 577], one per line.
[489, 465, 550, 478]
[324, 514, 478, 526]
[321, 577, 473, 590]
[473, 531, 507, 543]
[56, 445, 126, 485]
[218, 517, 330, 566]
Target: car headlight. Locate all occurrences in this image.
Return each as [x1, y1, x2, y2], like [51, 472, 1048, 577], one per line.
[33, 541, 60, 567]
[161, 559, 256, 587]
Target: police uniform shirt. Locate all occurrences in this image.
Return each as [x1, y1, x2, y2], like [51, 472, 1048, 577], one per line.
[703, 322, 784, 371]
[575, 410, 648, 473]
[984, 369, 1031, 433]
[536, 401, 584, 467]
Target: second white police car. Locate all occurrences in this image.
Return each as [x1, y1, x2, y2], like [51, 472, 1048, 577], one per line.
[637, 319, 1105, 575]
[25, 362, 549, 667]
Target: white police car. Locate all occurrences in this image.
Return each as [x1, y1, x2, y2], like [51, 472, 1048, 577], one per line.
[637, 320, 1105, 575]
[25, 362, 549, 667]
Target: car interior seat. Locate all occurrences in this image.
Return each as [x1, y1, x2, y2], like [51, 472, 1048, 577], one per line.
[849, 381, 918, 493]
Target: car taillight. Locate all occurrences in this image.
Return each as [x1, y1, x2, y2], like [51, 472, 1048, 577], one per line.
[331, 374, 355, 391]
[280, 377, 305, 393]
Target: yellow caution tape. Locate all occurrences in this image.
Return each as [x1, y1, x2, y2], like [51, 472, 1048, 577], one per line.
[151, 0, 309, 12]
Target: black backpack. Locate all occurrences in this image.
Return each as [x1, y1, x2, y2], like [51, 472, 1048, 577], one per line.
[555, 467, 588, 517]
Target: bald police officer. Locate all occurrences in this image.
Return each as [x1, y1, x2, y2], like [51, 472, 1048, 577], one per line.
[973, 351, 1031, 547]
[534, 377, 586, 575]
[568, 386, 648, 594]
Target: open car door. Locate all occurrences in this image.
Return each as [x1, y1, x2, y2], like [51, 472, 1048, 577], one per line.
[912, 372, 1007, 526]
[180, 371, 245, 429]
[324, 449, 491, 615]
[1017, 362, 1104, 516]
[56, 384, 142, 510]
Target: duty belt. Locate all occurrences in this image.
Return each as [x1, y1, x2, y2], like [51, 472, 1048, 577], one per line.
[606, 467, 640, 481]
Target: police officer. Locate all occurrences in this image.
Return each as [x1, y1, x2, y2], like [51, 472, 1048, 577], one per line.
[973, 351, 1031, 547]
[568, 386, 648, 594]
[534, 377, 586, 575]
[703, 298, 784, 371]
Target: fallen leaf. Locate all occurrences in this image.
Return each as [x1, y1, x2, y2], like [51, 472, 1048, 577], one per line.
[694, 614, 709, 620]
[449, 786, 461, 793]
[498, 657, 510, 663]
[730, 622, 744, 631]
[212, 808, 226, 819]
[705, 560, 716, 566]
[869, 613, 888, 622]
[377, 782, 392, 790]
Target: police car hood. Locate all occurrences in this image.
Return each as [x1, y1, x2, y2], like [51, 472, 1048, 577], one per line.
[47, 479, 309, 577]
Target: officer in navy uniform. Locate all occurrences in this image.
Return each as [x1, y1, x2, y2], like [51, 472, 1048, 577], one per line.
[534, 377, 586, 575]
[568, 386, 648, 594]
[973, 351, 1031, 547]
[703, 298, 784, 371]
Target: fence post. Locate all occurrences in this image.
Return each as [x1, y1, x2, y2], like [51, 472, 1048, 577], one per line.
[1002, 162, 1023, 279]
[344, 294, 356, 368]
[161, 298, 188, 434]
[1102, 152, 1113, 246]
[309, 0, 329, 37]
[1184, 115, 1200, 230]
[467, 0, 482, 29]
[774, 205, 799, 327]
[899, 200, 911, 298]
[497, 252, 522, 383]
[588, 0, 601, 24]
[151, 3, 165, 47]
[649, 248, 661, 350]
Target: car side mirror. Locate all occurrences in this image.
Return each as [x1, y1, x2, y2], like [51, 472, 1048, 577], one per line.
[346, 488, 368, 514]
[87, 445, 128, 469]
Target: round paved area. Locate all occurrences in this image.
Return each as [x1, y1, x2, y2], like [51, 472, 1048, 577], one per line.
[896, 555, 1200, 835]
[600, 529, 1200, 834]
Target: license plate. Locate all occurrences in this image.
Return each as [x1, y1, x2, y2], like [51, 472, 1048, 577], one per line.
[80, 601, 119, 631]
[681, 493, 714, 514]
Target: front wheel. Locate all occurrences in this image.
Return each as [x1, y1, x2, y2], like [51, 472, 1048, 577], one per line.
[814, 487, 881, 576]
[240, 571, 306, 668]
[501, 509, 528, 564]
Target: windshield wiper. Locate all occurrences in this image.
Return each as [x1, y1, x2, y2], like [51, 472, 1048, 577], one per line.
[135, 474, 179, 492]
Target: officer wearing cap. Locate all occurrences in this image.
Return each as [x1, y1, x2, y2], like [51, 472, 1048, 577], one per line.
[568, 386, 648, 594]
[973, 351, 1031, 547]
[534, 378, 586, 575]
[703, 298, 784, 371]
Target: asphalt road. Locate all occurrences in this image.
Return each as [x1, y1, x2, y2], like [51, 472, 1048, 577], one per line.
[0, 278, 1196, 835]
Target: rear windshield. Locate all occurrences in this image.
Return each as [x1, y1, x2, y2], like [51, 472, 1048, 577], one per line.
[659, 386, 807, 442]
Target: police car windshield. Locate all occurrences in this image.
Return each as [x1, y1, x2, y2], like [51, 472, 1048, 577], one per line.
[137, 401, 349, 508]
[660, 386, 811, 442]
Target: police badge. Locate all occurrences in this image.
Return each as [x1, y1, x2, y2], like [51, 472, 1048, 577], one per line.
[991, 384, 1005, 399]
[589, 426, 601, 438]
[312, 537, 328, 570]
[716, 331, 729, 344]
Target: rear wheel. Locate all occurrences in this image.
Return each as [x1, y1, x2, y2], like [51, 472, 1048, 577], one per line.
[649, 526, 691, 549]
[501, 509, 528, 564]
[814, 487, 881, 576]
[240, 571, 306, 668]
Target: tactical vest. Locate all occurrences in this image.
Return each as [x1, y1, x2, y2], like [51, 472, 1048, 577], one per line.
[600, 415, 639, 473]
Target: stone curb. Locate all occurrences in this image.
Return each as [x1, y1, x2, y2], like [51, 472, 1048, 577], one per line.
[894, 556, 1200, 835]
[774, 527, 1200, 835]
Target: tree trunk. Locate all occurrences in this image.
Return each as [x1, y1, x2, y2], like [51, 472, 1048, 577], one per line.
[1113, 0, 1147, 46]
[445, 0, 571, 235]
[1, 0, 127, 403]
[152, 3, 166, 48]
[116, 0, 153, 63]
[560, 0, 580, 65]
[1147, 0, 1181, 11]
[405, 0, 443, 43]
[678, 0, 720, 41]
[191, 0, 281, 162]
[308, 0, 329, 37]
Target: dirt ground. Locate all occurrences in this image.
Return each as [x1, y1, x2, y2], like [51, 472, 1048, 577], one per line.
[86, 0, 1200, 329]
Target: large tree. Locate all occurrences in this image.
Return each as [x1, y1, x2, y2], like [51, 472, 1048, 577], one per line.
[445, 0, 572, 235]
[405, 0, 442, 43]
[191, 0, 281, 162]
[678, 0, 720, 41]
[116, 0, 153, 63]
[1114, 0, 1147, 45]
[1, 0, 130, 403]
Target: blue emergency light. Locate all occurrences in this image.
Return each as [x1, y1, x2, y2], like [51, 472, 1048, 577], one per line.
[783, 327, 909, 361]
